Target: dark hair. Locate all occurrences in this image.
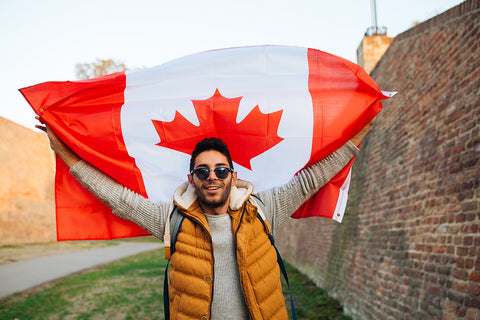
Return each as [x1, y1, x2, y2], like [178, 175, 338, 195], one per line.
[190, 137, 234, 171]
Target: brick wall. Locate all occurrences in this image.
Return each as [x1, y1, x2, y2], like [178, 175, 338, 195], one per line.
[0, 117, 56, 245]
[276, 1, 480, 319]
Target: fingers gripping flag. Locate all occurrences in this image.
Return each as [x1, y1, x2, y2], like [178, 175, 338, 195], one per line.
[20, 46, 392, 241]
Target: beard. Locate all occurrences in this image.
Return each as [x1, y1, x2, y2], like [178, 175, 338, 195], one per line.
[194, 178, 233, 210]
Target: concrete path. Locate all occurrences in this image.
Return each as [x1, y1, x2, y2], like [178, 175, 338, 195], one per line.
[0, 241, 163, 300]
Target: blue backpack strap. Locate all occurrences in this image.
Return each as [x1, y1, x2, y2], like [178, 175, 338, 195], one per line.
[249, 196, 297, 320]
[163, 204, 185, 320]
[163, 260, 171, 320]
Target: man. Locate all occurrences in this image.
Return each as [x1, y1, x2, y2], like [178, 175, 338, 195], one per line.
[37, 118, 374, 320]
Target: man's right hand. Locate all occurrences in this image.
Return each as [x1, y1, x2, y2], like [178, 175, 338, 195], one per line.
[350, 117, 377, 147]
[35, 117, 81, 168]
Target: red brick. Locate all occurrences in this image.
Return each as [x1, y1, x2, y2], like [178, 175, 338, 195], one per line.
[456, 306, 467, 317]
[475, 237, 480, 246]
[466, 259, 474, 269]
[434, 246, 447, 253]
[472, 285, 480, 297]
[456, 213, 466, 223]
[454, 282, 471, 294]
[471, 272, 480, 282]
[453, 269, 469, 281]
[462, 201, 478, 211]
[457, 247, 469, 256]
[464, 236, 474, 246]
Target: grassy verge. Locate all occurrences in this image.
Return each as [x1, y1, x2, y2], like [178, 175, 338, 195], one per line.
[0, 249, 351, 319]
[282, 262, 352, 320]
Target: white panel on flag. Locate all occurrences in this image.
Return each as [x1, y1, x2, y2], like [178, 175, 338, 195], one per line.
[332, 168, 352, 223]
[121, 46, 313, 202]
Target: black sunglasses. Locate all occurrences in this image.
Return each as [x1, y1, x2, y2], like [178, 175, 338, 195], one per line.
[190, 167, 234, 181]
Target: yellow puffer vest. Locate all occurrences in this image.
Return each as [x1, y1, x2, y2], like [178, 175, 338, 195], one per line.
[168, 181, 288, 320]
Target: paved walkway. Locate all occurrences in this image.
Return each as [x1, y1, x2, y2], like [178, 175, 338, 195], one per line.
[0, 241, 163, 300]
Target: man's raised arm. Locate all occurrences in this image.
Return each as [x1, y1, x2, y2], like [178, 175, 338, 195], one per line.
[36, 119, 81, 168]
[258, 117, 376, 232]
[36, 118, 169, 239]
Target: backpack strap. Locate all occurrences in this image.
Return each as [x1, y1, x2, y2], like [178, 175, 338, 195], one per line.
[163, 202, 185, 320]
[163, 260, 171, 320]
[163, 202, 174, 259]
[248, 195, 271, 232]
[164, 203, 185, 259]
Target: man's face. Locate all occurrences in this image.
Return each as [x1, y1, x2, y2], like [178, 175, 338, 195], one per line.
[188, 150, 237, 211]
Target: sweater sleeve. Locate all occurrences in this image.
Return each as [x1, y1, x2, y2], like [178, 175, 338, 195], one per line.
[257, 141, 359, 234]
[69, 161, 170, 240]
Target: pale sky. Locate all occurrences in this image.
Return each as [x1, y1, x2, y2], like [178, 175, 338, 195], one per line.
[1, 0, 465, 130]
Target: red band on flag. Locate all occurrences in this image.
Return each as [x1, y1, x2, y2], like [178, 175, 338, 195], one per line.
[20, 72, 149, 240]
[291, 49, 384, 219]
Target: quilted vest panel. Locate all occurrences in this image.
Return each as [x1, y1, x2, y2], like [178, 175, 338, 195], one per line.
[169, 201, 288, 320]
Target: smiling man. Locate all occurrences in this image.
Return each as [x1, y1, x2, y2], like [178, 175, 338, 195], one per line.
[188, 139, 237, 214]
[37, 119, 373, 320]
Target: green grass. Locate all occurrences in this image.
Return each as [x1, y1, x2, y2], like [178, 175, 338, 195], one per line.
[0, 245, 20, 249]
[282, 261, 352, 320]
[0, 249, 351, 319]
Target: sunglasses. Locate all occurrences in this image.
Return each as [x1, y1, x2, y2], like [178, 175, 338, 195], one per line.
[190, 167, 234, 181]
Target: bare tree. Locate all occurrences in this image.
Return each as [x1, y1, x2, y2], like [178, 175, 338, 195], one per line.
[75, 58, 127, 80]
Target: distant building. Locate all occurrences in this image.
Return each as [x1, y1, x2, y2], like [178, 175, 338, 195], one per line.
[356, 28, 394, 73]
[0, 117, 56, 245]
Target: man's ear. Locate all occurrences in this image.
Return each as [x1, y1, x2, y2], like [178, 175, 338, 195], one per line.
[231, 171, 237, 186]
[188, 174, 194, 187]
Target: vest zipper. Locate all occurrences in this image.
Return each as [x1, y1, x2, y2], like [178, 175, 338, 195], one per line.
[187, 215, 215, 319]
[233, 205, 253, 319]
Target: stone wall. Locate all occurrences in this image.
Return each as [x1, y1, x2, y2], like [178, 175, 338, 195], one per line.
[0, 117, 56, 245]
[276, 1, 480, 319]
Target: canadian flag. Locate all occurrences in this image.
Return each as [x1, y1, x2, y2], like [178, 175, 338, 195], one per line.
[20, 46, 392, 241]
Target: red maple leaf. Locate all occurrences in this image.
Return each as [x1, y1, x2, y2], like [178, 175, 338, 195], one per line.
[152, 89, 284, 170]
